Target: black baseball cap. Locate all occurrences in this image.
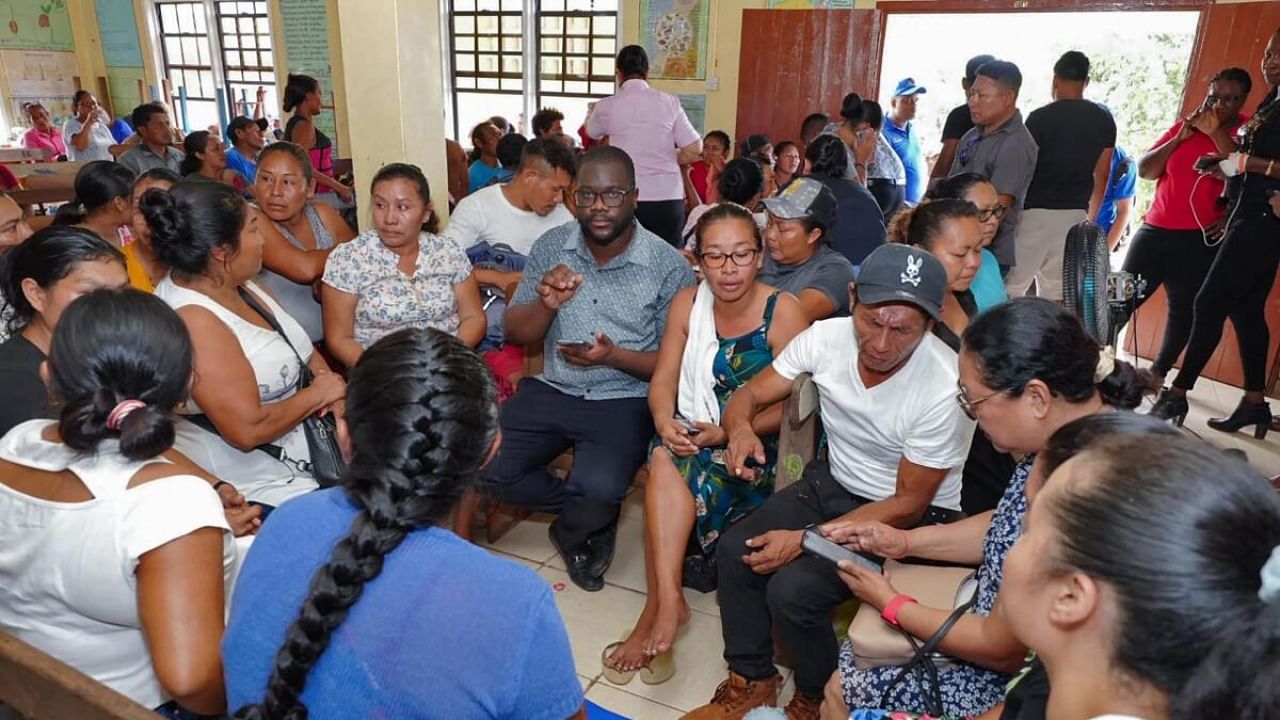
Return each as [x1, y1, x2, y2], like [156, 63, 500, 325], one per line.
[227, 115, 268, 140]
[761, 176, 838, 230]
[854, 244, 947, 322]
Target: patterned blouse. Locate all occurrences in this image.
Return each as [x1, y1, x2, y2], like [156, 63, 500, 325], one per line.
[322, 229, 472, 348]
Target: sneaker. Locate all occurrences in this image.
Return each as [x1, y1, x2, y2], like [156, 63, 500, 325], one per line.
[549, 522, 603, 592]
[681, 671, 781, 720]
[783, 693, 823, 720]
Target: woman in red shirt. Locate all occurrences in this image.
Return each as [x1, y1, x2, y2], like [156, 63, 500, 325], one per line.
[1124, 67, 1251, 390]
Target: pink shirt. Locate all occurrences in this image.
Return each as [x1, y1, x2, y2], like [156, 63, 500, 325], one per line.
[586, 79, 700, 202]
[22, 126, 66, 157]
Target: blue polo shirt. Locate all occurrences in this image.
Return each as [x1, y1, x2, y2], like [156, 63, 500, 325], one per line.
[511, 220, 694, 400]
[1097, 145, 1137, 236]
[883, 119, 926, 204]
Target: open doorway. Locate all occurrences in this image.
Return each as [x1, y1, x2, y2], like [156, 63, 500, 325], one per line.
[877, 11, 1200, 241]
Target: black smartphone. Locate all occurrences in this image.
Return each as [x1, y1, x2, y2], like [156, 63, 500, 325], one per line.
[801, 528, 884, 573]
[557, 340, 593, 350]
[674, 416, 702, 435]
[1194, 155, 1225, 173]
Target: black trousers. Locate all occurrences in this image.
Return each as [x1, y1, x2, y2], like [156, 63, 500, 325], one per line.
[1174, 213, 1280, 392]
[716, 460, 963, 698]
[867, 180, 906, 222]
[636, 199, 687, 248]
[1121, 224, 1219, 377]
[478, 379, 653, 549]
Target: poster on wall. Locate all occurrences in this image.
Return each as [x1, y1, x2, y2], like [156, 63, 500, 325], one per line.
[639, 0, 708, 81]
[1, 48, 76, 130]
[0, 0, 73, 52]
[768, 0, 854, 7]
[279, 0, 338, 152]
[678, 94, 706, 135]
[95, 0, 143, 67]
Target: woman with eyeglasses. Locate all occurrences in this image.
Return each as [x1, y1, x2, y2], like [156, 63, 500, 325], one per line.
[821, 298, 1151, 719]
[321, 163, 486, 368]
[602, 203, 807, 684]
[929, 173, 1009, 312]
[1120, 67, 1252, 407]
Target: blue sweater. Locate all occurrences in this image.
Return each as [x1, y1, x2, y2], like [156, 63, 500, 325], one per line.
[223, 488, 582, 719]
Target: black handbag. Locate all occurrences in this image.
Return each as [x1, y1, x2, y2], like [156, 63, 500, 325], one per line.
[237, 287, 347, 488]
[878, 597, 976, 718]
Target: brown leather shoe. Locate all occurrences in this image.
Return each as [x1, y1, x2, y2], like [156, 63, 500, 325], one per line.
[680, 671, 781, 720]
[783, 692, 823, 720]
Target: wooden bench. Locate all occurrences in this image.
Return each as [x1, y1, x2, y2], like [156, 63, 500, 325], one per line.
[0, 148, 53, 164]
[0, 630, 155, 720]
[776, 372, 821, 491]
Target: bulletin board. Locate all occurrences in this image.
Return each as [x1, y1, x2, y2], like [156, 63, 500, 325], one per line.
[278, 0, 338, 151]
[0, 0, 74, 52]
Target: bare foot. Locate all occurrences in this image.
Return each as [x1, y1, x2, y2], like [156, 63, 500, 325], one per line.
[607, 603, 657, 673]
[643, 594, 690, 657]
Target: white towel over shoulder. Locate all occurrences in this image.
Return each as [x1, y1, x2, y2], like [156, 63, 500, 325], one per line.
[677, 281, 721, 425]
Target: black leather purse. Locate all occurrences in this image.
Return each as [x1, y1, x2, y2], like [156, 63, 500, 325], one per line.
[238, 287, 347, 488]
[878, 597, 976, 718]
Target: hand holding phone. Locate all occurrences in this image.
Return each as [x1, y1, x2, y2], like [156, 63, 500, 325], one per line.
[674, 416, 702, 435]
[1194, 155, 1226, 173]
[801, 528, 883, 574]
[556, 340, 594, 350]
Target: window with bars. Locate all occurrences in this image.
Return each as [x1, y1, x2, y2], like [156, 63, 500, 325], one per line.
[153, 0, 277, 134]
[215, 0, 278, 118]
[446, 0, 619, 143]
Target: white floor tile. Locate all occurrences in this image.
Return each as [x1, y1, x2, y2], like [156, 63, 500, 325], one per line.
[478, 512, 559, 565]
[586, 683, 685, 720]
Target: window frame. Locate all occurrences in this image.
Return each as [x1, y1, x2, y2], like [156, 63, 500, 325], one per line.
[440, 0, 623, 141]
[213, 0, 278, 116]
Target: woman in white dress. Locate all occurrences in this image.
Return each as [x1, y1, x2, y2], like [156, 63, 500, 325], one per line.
[144, 179, 346, 508]
[0, 288, 235, 716]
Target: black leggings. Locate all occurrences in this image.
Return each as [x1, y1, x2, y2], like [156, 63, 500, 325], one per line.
[1121, 224, 1219, 377]
[635, 199, 686, 248]
[1173, 213, 1280, 392]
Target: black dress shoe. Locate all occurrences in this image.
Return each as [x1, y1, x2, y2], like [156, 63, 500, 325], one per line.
[682, 553, 718, 593]
[549, 523, 603, 592]
[585, 524, 618, 579]
[1207, 398, 1272, 440]
[1148, 388, 1189, 427]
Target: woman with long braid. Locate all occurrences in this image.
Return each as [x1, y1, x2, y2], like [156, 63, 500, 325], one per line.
[223, 328, 585, 719]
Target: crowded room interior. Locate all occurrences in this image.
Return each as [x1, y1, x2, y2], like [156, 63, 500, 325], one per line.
[2, 1, 1280, 719]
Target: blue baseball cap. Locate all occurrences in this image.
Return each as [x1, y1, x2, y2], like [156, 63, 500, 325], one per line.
[893, 78, 927, 97]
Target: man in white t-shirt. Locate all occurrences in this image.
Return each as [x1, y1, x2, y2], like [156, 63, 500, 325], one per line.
[688, 243, 975, 717]
[445, 138, 576, 288]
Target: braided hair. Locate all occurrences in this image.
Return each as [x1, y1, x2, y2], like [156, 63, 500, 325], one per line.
[233, 328, 499, 720]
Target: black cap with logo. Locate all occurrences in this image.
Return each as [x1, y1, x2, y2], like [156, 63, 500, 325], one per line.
[854, 244, 947, 322]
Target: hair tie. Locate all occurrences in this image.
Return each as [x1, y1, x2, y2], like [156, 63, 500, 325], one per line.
[1094, 345, 1116, 383]
[107, 400, 146, 431]
[1261, 546, 1280, 604]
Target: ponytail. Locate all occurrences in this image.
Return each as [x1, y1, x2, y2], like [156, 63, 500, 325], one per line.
[232, 328, 498, 720]
[889, 198, 980, 250]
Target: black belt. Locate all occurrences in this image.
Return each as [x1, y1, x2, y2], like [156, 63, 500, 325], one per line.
[867, 178, 901, 187]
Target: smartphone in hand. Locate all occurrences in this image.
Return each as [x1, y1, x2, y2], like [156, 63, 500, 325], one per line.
[674, 416, 702, 435]
[557, 340, 594, 350]
[801, 528, 884, 573]
[1194, 155, 1226, 173]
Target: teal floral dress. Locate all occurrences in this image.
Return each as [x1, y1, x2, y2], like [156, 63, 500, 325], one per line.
[663, 293, 781, 556]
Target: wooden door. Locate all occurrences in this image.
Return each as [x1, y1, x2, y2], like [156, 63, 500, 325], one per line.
[1127, 3, 1280, 390]
[735, 9, 884, 151]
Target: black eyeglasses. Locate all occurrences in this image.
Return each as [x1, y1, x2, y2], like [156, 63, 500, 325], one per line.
[698, 249, 759, 269]
[1207, 94, 1245, 106]
[573, 187, 634, 208]
[977, 205, 1008, 223]
[955, 382, 1002, 420]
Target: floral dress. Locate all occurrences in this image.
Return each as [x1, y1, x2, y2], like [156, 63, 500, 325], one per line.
[660, 293, 781, 556]
[837, 457, 1033, 718]
[322, 230, 471, 348]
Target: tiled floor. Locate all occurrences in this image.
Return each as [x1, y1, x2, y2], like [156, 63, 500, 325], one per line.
[479, 372, 1280, 718]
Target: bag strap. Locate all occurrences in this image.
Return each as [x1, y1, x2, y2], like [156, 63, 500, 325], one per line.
[877, 597, 976, 717]
[237, 286, 313, 387]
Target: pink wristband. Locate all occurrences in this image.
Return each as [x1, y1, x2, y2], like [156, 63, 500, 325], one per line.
[881, 593, 918, 628]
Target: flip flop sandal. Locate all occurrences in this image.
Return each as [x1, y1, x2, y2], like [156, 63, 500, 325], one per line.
[638, 650, 676, 685]
[601, 641, 638, 686]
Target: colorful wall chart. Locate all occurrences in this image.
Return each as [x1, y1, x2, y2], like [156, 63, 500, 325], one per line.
[678, 93, 706, 134]
[0, 0, 73, 52]
[639, 0, 708, 81]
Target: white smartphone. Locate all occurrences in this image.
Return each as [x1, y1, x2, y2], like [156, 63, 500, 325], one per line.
[801, 528, 884, 573]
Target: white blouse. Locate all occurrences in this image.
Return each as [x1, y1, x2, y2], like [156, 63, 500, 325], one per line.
[0, 420, 233, 709]
[155, 277, 318, 506]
